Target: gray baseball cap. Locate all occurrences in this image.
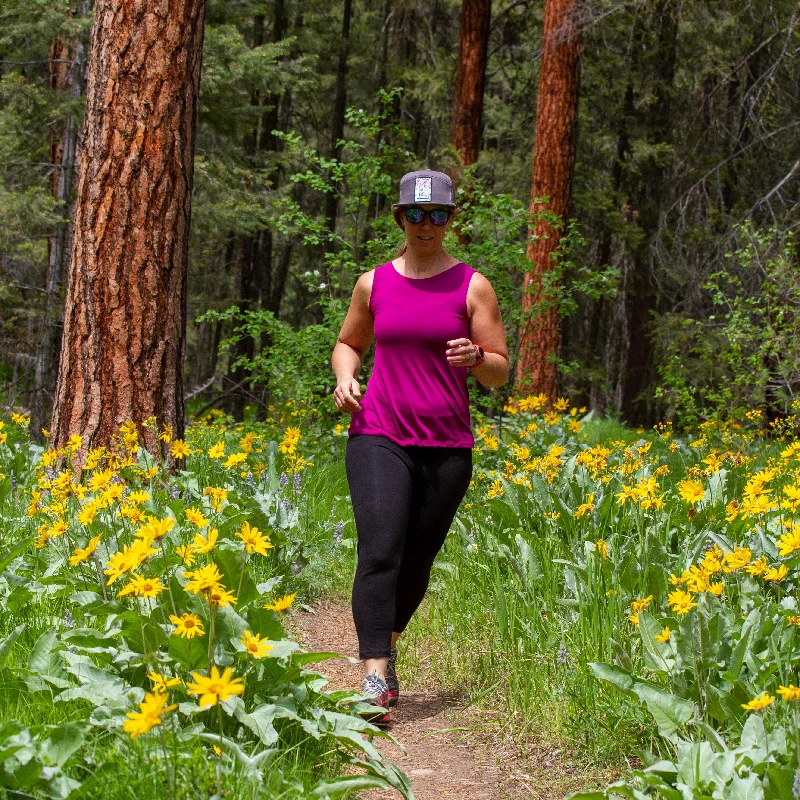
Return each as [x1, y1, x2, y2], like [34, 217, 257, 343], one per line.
[392, 170, 456, 209]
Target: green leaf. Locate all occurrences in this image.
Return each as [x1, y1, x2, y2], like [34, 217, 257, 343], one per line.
[727, 774, 764, 800]
[310, 776, 396, 797]
[291, 651, 343, 667]
[245, 607, 285, 640]
[589, 662, 636, 698]
[168, 632, 208, 671]
[633, 684, 694, 738]
[214, 549, 259, 608]
[0, 624, 25, 667]
[638, 612, 673, 676]
[26, 627, 61, 676]
[39, 722, 86, 768]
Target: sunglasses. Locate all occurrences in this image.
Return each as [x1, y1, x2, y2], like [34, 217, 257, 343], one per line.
[403, 207, 451, 226]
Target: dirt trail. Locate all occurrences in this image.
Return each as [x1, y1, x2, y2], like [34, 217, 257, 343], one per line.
[293, 602, 586, 799]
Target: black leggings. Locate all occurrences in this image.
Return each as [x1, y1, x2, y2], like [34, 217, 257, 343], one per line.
[345, 434, 473, 659]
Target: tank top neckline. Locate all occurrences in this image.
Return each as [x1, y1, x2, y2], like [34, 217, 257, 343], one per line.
[389, 260, 465, 281]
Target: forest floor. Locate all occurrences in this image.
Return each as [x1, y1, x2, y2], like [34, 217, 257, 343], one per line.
[293, 602, 610, 799]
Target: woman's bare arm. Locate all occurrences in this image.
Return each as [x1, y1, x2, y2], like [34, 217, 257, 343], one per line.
[332, 271, 375, 413]
[464, 272, 509, 388]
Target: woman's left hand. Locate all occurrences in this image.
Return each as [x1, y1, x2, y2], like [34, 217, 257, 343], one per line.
[446, 338, 477, 368]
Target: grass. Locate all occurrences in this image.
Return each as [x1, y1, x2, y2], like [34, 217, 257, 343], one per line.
[1, 408, 797, 798]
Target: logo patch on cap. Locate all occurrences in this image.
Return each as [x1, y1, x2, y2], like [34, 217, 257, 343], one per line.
[414, 176, 432, 202]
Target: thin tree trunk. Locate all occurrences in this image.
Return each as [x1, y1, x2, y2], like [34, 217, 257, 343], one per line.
[30, 4, 89, 443]
[618, 0, 678, 424]
[51, 0, 206, 456]
[516, 0, 582, 399]
[451, 0, 492, 168]
[325, 0, 353, 236]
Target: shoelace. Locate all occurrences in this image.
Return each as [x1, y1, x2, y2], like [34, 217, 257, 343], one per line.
[362, 674, 388, 697]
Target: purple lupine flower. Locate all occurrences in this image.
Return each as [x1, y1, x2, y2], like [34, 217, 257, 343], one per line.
[45, 467, 56, 481]
[282, 499, 291, 512]
[280, 473, 289, 486]
[794, 769, 800, 800]
[556, 643, 568, 665]
[245, 472, 256, 487]
[169, 483, 181, 500]
[293, 472, 301, 492]
[9, 474, 17, 491]
[63, 610, 75, 629]
[333, 521, 344, 542]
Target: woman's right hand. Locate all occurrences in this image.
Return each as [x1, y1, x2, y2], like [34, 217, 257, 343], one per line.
[333, 377, 363, 414]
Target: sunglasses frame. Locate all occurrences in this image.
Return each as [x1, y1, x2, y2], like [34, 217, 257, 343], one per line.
[402, 207, 452, 227]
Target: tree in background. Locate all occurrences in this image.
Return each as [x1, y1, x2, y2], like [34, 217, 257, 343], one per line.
[451, 0, 492, 168]
[29, 1, 90, 443]
[51, 0, 206, 453]
[516, 0, 582, 399]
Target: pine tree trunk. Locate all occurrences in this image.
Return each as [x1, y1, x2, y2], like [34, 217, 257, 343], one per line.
[451, 0, 492, 167]
[30, 5, 89, 443]
[325, 0, 353, 235]
[51, 0, 206, 455]
[516, 0, 582, 399]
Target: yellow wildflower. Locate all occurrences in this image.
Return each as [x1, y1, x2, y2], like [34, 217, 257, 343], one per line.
[573, 493, 595, 519]
[123, 692, 177, 738]
[777, 685, 800, 702]
[170, 439, 191, 459]
[240, 630, 272, 659]
[116, 574, 165, 599]
[208, 442, 225, 459]
[69, 535, 102, 566]
[741, 692, 775, 711]
[655, 626, 671, 643]
[183, 564, 223, 594]
[185, 507, 209, 529]
[148, 671, 181, 693]
[236, 522, 273, 556]
[170, 613, 205, 638]
[190, 528, 218, 554]
[668, 589, 697, 616]
[187, 666, 244, 708]
[264, 593, 296, 612]
[678, 479, 705, 504]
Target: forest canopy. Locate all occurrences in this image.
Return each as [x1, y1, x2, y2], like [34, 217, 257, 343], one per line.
[0, 0, 798, 433]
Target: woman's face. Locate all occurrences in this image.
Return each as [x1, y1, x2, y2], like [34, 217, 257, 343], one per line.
[398, 205, 452, 253]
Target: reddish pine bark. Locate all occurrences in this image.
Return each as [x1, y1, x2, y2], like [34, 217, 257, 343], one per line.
[451, 0, 492, 167]
[51, 0, 206, 455]
[516, 0, 582, 399]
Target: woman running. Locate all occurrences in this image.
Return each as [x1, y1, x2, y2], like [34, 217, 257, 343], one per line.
[331, 170, 509, 722]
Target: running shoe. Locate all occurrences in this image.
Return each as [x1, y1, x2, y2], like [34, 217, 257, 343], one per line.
[385, 647, 400, 707]
[360, 673, 391, 724]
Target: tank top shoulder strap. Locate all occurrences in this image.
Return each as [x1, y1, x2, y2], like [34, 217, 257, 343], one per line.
[368, 262, 392, 316]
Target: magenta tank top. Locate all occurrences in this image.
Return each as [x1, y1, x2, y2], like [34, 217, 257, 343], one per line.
[348, 261, 476, 448]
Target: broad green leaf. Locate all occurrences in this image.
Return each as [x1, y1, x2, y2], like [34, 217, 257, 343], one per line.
[27, 627, 60, 676]
[245, 607, 285, 640]
[633, 684, 694, 738]
[727, 774, 764, 800]
[676, 741, 716, 788]
[39, 722, 85, 768]
[291, 651, 343, 668]
[214, 549, 259, 608]
[639, 611, 673, 676]
[168, 632, 208, 671]
[0, 624, 25, 667]
[310, 776, 396, 797]
[589, 662, 636, 697]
